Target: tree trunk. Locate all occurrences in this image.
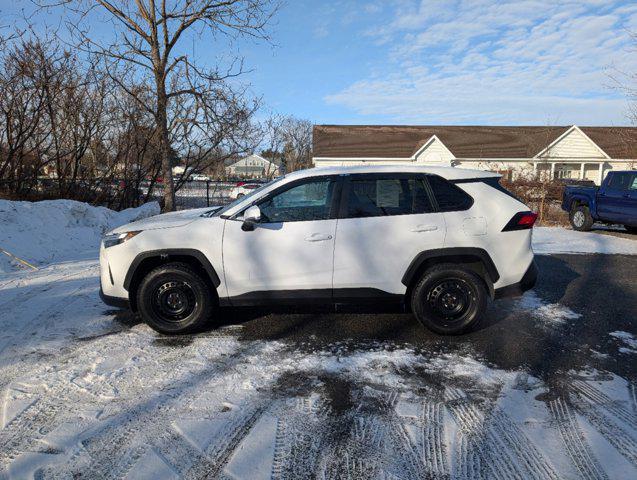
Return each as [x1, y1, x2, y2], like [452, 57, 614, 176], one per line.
[156, 87, 175, 211]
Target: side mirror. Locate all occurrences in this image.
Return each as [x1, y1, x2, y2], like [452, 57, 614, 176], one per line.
[241, 205, 261, 231]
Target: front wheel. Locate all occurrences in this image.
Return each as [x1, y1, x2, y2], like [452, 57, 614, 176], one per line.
[411, 264, 488, 335]
[625, 225, 637, 234]
[570, 205, 593, 231]
[137, 262, 213, 334]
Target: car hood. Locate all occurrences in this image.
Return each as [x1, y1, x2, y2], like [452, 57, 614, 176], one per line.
[109, 206, 222, 234]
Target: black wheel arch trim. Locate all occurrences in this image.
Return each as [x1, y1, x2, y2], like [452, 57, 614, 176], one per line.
[401, 247, 500, 287]
[123, 249, 221, 291]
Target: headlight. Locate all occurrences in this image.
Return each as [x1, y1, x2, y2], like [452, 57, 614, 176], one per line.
[102, 231, 142, 248]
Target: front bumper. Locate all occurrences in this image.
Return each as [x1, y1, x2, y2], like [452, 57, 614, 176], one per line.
[494, 260, 538, 299]
[99, 285, 130, 309]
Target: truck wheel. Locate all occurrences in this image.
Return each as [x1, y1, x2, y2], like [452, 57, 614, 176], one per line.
[570, 205, 593, 231]
[411, 264, 487, 335]
[625, 225, 637, 234]
[137, 262, 213, 334]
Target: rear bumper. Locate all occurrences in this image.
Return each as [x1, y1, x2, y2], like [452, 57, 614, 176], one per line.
[494, 260, 538, 299]
[99, 285, 130, 309]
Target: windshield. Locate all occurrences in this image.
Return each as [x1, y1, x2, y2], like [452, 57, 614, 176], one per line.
[212, 177, 284, 217]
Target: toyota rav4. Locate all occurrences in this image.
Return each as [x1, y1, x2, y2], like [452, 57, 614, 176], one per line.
[100, 165, 538, 335]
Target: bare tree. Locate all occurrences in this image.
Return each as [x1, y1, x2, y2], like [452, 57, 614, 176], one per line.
[259, 114, 312, 175]
[38, 0, 278, 210]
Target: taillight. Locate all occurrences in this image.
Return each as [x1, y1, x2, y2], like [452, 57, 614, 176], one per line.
[502, 211, 538, 231]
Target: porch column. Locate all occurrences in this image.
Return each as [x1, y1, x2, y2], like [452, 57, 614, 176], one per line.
[550, 162, 556, 180]
[580, 162, 585, 180]
[598, 162, 604, 185]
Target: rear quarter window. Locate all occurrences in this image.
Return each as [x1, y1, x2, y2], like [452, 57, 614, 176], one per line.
[427, 175, 473, 211]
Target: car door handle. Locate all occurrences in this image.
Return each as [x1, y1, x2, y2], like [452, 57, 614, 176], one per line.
[411, 225, 439, 233]
[305, 233, 333, 242]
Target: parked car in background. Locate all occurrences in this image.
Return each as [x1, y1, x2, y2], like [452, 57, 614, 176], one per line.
[562, 170, 637, 232]
[190, 173, 210, 182]
[100, 165, 538, 336]
[229, 182, 262, 199]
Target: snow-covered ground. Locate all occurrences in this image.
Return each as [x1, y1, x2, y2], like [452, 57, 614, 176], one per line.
[533, 226, 637, 255]
[1, 200, 637, 479]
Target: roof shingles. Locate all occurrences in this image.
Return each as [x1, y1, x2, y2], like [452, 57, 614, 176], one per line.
[313, 125, 637, 160]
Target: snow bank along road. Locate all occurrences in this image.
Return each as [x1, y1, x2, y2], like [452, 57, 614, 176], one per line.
[1, 215, 637, 477]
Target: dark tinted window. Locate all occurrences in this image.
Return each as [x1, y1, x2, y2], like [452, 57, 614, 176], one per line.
[346, 176, 434, 218]
[428, 175, 473, 211]
[258, 179, 335, 222]
[481, 177, 521, 201]
[608, 172, 636, 191]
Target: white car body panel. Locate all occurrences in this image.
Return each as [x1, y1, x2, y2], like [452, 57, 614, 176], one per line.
[222, 218, 337, 297]
[333, 213, 446, 294]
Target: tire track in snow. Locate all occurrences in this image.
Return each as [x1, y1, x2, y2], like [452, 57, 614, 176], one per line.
[572, 380, 637, 428]
[0, 264, 96, 314]
[184, 404, 270, 479]
[420, 400, 449, 479]
[446, 388, 557, 480]
[270, 396, 329, 480]
[549, 397, 608, 480]
[570, 392, 637, 467]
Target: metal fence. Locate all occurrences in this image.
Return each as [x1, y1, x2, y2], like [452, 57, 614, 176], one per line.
[0, 178, 270, 210]
[144, 180, 237, 209]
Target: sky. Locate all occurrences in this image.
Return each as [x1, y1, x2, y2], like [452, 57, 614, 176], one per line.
[2, 0, 637, 126]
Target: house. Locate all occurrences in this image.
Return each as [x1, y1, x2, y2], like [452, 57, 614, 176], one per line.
[312, 125, 637, 184]
[225, 154, 281, 179]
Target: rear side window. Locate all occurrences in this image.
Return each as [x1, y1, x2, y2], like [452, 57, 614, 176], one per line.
[427, 175, 473, 211]
[481, 177, 521, 201]
[345, 176, 434, 218]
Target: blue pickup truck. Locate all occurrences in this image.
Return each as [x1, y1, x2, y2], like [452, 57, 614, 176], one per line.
[561, 170, 637, 232]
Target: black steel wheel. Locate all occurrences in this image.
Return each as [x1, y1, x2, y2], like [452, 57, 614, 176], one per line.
[411, 264, 488, 335]
[137, 262, 213, 334]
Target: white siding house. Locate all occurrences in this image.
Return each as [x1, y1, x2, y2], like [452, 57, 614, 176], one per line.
[313, 125, 637, 185]
[225, 154, 281, 179]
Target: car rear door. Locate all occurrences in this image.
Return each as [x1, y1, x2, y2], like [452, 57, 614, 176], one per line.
[332, 173, 446, 297]
[597, 172, 636, 224]
[222, 175, 340, 303]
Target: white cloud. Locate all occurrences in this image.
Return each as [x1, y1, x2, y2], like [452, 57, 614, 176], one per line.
[327, 0, 637, 124]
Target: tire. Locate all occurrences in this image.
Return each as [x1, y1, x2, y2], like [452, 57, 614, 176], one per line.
[569, 205, 594, 231]
[237, 193, 245, 198]
[411, 264, 488, 335]
[625, 225, 637, 234]
[136, 262, 214, 334]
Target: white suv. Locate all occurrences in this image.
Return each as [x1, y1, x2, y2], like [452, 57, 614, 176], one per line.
[100, 165, 537, 335]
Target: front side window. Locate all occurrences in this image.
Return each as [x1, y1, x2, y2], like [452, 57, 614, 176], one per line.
[608, 172, 635, 191]
[258, 179, 335, 222]
[428, 175, 473, 211]
[345, 176, 434, 218]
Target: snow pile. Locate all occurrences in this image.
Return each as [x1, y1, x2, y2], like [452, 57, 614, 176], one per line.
[533, 227, 637, 255]
[514, 291, 582, 327]
[0, 199, 159, 272]
[610, 331, 637, 354]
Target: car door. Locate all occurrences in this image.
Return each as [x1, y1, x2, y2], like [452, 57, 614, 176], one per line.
[332, 173, 446, 297]
[222, 176, 339, 303]
[597, 172, 635, 224]
[625, 173, 637, 225]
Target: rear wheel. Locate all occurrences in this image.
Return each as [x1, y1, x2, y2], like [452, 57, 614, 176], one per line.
[137, 262, 213, 334]
[411, 264, 488, 335]
[570, 205, 593, 231]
